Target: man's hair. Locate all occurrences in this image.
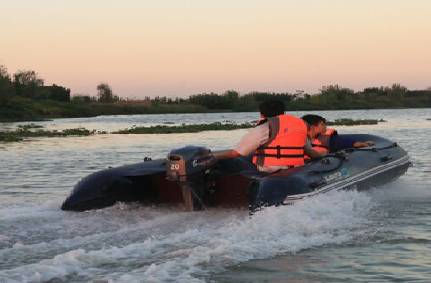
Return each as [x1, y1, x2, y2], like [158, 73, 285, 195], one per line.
[258, 100, 285, 118]
[301, 114, 326, 126]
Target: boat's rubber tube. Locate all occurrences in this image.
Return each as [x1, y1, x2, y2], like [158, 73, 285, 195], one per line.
[250, 134, 410, 210]
[61, 160, 167, 211]
[61, 134, 410, 212]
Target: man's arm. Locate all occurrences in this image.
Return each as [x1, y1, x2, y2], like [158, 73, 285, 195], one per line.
[212, 149, 241, 160]
[304, 146, 325, 159]
[304, 137, 325, 159]
[213, 123, 269, 160]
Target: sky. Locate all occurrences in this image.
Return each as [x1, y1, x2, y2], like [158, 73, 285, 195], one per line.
[1, 0, 430, 98]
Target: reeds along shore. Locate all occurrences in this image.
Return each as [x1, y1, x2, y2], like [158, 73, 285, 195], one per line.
[0, 119, 386, 143]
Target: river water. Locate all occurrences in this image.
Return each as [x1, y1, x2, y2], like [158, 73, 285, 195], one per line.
[0, 109, 430, 282]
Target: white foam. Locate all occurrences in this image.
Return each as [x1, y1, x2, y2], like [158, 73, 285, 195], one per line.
[0, 190, 374, 283]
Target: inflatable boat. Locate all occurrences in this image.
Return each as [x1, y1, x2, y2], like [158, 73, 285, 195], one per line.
[61, 134, 411, 212]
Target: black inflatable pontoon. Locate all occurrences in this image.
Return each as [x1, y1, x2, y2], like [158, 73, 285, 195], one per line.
[61, 134, 411, 212]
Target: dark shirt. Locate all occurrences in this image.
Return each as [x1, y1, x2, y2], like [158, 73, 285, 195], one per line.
[329, 135, 358, 152]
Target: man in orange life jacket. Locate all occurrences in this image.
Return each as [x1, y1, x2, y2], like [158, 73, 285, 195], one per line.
[302, 114, 374, 154]
[212, 100, 322, 172]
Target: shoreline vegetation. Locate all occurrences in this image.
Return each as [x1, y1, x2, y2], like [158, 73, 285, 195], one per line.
[1, 65, 431, 123]
[0, 124, 106, 142]
[1, 119, 386, 142]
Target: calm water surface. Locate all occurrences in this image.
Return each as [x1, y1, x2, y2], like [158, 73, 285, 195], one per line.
[0, 109, 430, 282]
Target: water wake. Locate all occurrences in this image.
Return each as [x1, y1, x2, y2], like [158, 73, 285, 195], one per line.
[0, 190, 375, 283]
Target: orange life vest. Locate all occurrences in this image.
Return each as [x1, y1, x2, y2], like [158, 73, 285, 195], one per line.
[310, 128, 337, 155]
[252, 114, 307, 168]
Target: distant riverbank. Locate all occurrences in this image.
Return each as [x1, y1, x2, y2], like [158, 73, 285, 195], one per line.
[2, 94, 431, 123]
[0, 95, 210, 123]
[1, 66, 431, 122]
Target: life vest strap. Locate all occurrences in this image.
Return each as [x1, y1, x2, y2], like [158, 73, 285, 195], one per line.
[263, 146, 305, 150]
[256, 145, 304, 158]
[254, 153, 305, 159]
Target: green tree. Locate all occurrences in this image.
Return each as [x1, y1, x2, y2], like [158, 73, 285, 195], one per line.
[72, 94, 96, 103]
[320, 84, 354, 101]
[189, 92, 232, 109]
[0, 65, 10, 81]
[13, 70, 44, 98]
[223, 90, 239, 101]
[387, 83, 407, 97]
[46, 84, 71, 101]
[0, 65, 12, 96]
[97, 83, 118, 102]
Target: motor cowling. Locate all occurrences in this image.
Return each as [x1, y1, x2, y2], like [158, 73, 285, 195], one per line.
[166, 146, 217, 211]
[166, 146, 216, 182]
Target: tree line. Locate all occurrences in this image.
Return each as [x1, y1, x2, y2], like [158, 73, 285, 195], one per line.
[1, 64, 431, 122]
[184, 84, 431, 111]
[0, 65, 119, 103]
[0, 66, 70, 102]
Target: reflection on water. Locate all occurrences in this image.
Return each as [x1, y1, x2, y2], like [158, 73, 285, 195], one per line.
[0, 109, 430, 282]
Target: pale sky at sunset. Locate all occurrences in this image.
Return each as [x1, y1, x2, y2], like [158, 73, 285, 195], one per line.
[1, 0, 430, 98]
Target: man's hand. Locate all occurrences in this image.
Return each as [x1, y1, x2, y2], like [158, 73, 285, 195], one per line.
[353, 141, 374, 148]
[304, 146, 325, 159]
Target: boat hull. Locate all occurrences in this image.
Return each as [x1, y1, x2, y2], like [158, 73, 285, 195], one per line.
[61, 134, 410, 212]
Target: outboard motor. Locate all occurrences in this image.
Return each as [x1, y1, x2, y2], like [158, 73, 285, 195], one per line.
[166, 146, 217, 211]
